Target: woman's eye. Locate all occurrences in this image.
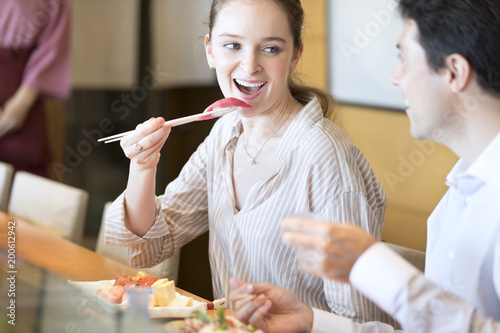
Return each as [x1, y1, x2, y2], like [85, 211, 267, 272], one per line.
[264, 46, 280, 54]
[224, 43, 241, 50]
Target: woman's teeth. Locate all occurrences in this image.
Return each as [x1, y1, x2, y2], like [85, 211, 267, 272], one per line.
[235, 79, 266, 94]
[235, 79, 265, 88]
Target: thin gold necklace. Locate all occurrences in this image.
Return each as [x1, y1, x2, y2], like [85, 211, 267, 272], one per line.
[243, 99, 297, 165]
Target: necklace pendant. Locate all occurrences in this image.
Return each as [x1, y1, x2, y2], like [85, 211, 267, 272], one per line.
[242, 99, 297, 167]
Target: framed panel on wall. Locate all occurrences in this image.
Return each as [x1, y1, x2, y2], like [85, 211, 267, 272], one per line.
[72, 0, 140, 89]
[328, 0, 405, 110]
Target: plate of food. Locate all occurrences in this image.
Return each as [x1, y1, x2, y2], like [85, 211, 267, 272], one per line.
[181, 308, 263, 333]
[69, 271, 224, 318]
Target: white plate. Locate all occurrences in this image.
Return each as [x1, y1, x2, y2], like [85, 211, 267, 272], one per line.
[68, 280, 207, 318]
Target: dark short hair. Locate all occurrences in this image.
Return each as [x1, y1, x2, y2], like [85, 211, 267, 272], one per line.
[397, 0, 500, 98]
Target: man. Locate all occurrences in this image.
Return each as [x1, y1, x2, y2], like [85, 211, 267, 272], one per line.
[229, 0, 500, 332]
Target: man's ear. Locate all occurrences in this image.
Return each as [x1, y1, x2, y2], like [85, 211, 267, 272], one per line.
[445, 54, 472, 93]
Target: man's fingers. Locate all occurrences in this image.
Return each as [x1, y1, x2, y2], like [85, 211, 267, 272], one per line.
[282, 231, 327, 250]
[233, 294, 256, 307]
[281, 217, 334, 236]
[296, 247, 325, 268]
[248, 299, 272, 330]
[230, 279, 257, 312]
[229, 278, 245, 290]
[235, 294, 267, 324]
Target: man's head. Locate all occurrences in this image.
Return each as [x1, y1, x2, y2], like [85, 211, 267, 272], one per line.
[391, 0, 500, 143]
[397, 0, 500, 98]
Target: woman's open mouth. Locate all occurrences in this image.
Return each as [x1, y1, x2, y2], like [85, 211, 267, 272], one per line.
[234, 79, 266, 96]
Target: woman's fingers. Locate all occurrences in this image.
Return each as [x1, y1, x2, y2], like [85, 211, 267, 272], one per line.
[122, 117, 164, 145]
[121, 117, 171, 159]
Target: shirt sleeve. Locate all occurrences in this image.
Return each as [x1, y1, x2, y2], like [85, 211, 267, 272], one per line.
[350, 243, 500, 333]
[104, 138, 210, 269]
[312, 308, 402, 333]
[23, 1, 71, 99]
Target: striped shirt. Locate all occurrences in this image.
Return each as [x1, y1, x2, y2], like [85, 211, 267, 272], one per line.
[105, 96, 397, 325]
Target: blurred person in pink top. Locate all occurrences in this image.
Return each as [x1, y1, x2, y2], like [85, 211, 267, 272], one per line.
[0, 0, 70, 176]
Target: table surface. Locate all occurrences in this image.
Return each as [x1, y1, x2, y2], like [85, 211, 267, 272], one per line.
[0, 211, 207, 302]
[0, 211, 226, 332]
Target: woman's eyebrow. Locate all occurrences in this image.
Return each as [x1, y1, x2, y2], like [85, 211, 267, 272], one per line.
[218, 33, 287, 43]
[262, 36, 287, 43]
[218, 33, 242, 39]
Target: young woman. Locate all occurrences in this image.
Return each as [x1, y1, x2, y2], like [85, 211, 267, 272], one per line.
[105, 0, 394, 325]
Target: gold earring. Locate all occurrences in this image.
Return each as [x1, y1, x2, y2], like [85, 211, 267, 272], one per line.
[209, 63, 214, 70]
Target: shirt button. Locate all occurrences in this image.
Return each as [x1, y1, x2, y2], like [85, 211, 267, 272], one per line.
[465, 196, 474, 205]
[447, 251, 455, 259]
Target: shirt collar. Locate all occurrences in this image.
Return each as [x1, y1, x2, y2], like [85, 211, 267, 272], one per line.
[229, 118, 243, 140]
[446, 132, 500, 190]
[276, 95, 324, 161]
[225, 95, 324, 162]
[468, 132, 500, 189]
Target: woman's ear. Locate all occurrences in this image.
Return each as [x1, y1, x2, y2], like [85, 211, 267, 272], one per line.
[445, 53, 472, 93]
[289, 42, 304, 74]
[204, 34, 214, 69]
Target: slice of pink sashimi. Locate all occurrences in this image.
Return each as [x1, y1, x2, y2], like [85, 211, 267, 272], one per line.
[198, 97, 252, 120]
[96, 281, 113, 298]
[107, 285, 126, 304]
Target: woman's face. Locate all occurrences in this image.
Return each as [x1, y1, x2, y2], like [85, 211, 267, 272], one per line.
[205, 0, 302, 116]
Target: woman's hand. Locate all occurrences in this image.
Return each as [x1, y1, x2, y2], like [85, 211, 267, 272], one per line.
[120, 117, 171, 170]
[120, 117, 171, 237]
[0, 85, 38, 138]
[0, 105, 28, 137]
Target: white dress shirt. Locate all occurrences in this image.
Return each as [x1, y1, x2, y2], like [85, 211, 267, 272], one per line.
[312, 133, 500, 332]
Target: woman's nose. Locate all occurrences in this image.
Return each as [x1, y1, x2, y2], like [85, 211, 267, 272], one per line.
[240, 51, 262, 75]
